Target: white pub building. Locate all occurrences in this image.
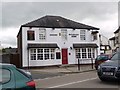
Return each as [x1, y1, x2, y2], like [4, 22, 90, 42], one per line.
[17, 15, 100, 68]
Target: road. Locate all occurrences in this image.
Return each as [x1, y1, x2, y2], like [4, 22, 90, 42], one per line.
[35, 71, 120, 89]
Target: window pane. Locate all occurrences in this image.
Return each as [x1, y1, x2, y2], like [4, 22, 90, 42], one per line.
[31, 49, 36, 53]
[82, 48, 86, 52]
[93, 34, 97, 40]
[44, 54, 49, 60]
[44, 49, 49, 60]
[80, 30, 86, 40]
[37, 49, 43, 53]
[39, 28, 46, 40]
[61, 29, 67, 40]
[56, 52, 61, 59]
[30, 49, 36, 60]
[37, 54, 43, 60]
[37, 49, 43, 60]
[88, 48, 92, 58]
[88, 53, 92, 58]
[76, 49, 81, 59]
[31, 54, 36, 60]
[27, 31, 35, 40]
[92, 49, 95, 58]
[50, 49, 55, 59]
[51, 54, 55, 59]
[1, 69, 10, 84]
[82, 48, 87, 58]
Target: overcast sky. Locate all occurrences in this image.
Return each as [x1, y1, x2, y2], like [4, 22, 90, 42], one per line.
[0, 1, 119, 48]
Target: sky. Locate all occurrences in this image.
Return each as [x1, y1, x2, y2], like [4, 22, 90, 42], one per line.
[0, 0, 119, 48]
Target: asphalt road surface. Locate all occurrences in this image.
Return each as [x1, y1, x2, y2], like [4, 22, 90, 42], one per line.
[31, 71, 64, 79]
[35, 71, 120, 89]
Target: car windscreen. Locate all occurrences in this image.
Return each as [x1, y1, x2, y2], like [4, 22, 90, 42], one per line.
[96, 55, 109, 61]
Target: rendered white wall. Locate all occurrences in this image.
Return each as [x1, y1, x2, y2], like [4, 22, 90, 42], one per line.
[22, 27, 100, 67]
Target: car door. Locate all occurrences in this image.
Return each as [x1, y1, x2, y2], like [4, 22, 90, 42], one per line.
[1, 68, 16, 89]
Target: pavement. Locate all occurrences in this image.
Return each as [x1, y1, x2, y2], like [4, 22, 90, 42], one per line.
[29, 64, 96, 80]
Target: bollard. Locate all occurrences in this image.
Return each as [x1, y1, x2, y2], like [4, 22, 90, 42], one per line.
[91, 58, 94, 69]
[78, 59, 80, 71]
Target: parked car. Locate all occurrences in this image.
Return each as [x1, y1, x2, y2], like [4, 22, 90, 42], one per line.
[0, 63, 36, 90]
[95, 54, 111, 70]
[97, 52, 120, 81]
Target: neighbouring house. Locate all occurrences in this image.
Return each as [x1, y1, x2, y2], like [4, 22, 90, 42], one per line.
[109, 27, 120, 53]
[99, 34, 111, 54]
[17, 15, 100, 68]
[1, 47, 19, 67]
[2, 47, 17, 54]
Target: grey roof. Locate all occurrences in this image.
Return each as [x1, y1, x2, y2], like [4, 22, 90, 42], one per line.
[109, 37, 115, 40]
[22, 15, 99, 30]
[73, 43, 98, 48]
[3, 48, 17, 54]
[114, 26, 120, 33]
[28, 43, 59, 48]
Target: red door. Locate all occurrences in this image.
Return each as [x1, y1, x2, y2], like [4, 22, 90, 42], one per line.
[62, 49, 68, 64]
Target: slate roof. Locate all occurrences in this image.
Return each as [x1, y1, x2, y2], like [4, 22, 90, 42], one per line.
[109, 37, 115, 40]
[22, 15, 99, 30]
[114, 26, 120, 33]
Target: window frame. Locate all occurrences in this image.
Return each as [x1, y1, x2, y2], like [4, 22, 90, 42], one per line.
[75, 48, 95, 59]
[30, 48, 56, 60]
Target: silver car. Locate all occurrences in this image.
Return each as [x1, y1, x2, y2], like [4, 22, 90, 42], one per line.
[97, 52, 120, 81]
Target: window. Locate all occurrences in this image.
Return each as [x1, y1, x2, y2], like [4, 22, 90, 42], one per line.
[80, 30, 86, 40]
[1, 69, 10, 84]
[30, 49, 36, 60]
[39, 28, 46, 40]
[93, 34, 97, 40]
[115, 37, 119, 44]
[76, 49, 81, 58]
[44, 49, 49, 60]
[27, 31, 35, 40]
[30, 48, 55, 60]
[92, 48, 95, 58]
[82, 48, 87, 58]
[88, 48, 92, 58]
[50, 49, 55, 59]
[75, 48, 95, 59]
[56, 52, 61, 59]
[37, 49, 43, 60]
[61, 29, 67, 40]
